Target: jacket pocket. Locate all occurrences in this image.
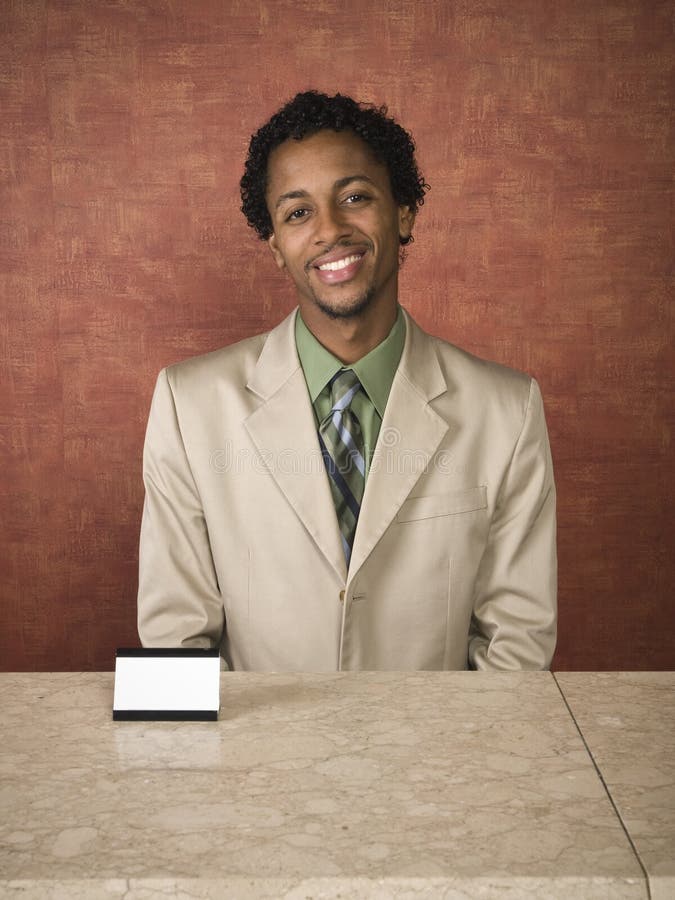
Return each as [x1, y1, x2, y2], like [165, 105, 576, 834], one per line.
[396, 485, 488, 523]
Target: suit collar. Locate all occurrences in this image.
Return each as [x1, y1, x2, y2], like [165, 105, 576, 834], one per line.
[245, 308, 300, 401]
[397, 307, 447, 403]
[245, 306, 446, 398]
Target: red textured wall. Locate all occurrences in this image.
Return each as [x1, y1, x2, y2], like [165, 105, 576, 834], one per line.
[1, 0, 673, 671]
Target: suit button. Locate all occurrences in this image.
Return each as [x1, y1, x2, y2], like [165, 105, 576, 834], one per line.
[339, 590, 345, 603]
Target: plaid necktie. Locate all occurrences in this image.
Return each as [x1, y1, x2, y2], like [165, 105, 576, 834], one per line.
[318, 369, 366, 564]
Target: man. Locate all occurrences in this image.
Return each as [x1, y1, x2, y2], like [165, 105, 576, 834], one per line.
[137, 91, 557, 670]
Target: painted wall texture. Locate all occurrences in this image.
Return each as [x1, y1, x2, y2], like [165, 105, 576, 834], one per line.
[1, 0, 673, 671]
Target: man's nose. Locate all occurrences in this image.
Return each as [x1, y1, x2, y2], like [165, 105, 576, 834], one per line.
[313, 204, 352, 245]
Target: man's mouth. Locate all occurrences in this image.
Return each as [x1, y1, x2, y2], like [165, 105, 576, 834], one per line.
[316, 253, 364, 272]
[309, 247, 368, 285]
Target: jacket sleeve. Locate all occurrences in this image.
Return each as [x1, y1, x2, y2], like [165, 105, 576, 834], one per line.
[137, 368, 224, 649]
[468, 377, 557, 670]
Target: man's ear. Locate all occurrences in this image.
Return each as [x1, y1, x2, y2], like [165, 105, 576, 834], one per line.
[267, 232, 286, 270]
[398, 205, 416, 243]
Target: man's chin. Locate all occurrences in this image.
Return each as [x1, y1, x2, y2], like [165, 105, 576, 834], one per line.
[312, 287, 375, 321]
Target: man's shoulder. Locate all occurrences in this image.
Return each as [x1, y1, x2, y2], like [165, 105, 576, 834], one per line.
[160, 308, 299, 394]
[436, 333, 530, 390]
[406, 313, 533, 397]
[163, 329, 269, 386]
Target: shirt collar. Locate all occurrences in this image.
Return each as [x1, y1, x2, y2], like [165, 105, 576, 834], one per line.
[295, 307, 406, 417]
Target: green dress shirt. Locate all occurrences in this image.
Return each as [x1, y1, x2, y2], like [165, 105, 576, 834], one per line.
[295, 308, 406, 478]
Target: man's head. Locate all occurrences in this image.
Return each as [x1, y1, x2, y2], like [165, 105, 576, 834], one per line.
[240, 91, 428, 328]
[240, 91, 428, 246]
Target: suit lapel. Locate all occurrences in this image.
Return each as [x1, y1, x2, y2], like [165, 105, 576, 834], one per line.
[244, 310, 347, 582]
[348, 311, 450, 581]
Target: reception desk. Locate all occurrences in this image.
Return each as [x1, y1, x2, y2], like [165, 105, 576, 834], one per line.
[0, 672, 672, 899]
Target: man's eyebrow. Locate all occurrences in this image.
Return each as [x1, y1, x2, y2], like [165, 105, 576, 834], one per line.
[274, 189, 309, 211]
[333, 174, 377, 190]
[273, 175, 378, 211]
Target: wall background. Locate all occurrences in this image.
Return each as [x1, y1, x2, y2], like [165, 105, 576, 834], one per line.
[1, 0, 673, 671]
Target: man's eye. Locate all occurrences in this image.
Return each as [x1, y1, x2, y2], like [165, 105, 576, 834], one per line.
[344, 193, 368, 204]
[286, 208, 309, 222]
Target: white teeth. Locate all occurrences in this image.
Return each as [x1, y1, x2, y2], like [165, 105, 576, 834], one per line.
[318, 254, 362, 271]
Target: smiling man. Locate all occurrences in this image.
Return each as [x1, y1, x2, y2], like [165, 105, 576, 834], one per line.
[137, 91, 557, 671]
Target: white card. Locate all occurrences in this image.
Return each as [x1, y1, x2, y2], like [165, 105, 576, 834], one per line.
[113, 649, 220, 720]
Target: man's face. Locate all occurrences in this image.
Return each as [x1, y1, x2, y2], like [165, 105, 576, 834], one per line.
[265, 129, 414, 321]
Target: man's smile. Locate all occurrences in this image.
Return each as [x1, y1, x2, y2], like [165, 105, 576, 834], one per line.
[307, 244, 370, 285]
[317, 253, 363, 272]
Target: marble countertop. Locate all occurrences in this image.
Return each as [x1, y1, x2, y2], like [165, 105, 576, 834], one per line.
[555, 672, 675, 900]
[0, 671, 670, 899]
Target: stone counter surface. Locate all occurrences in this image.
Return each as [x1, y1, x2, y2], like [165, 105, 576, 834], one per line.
[555, 672, 675, 900]
[0, 671, 659, 899]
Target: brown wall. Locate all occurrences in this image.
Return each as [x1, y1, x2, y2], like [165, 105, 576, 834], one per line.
[1, 0, 673, 671]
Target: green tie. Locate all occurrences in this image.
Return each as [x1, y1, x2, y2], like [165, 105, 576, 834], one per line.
[318, 370, 366, 563]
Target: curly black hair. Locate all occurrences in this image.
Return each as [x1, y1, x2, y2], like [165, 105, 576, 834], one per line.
[240, 90, 429, 246]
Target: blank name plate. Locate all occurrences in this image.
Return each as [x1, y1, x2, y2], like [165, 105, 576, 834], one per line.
[113, 648, 220, 721]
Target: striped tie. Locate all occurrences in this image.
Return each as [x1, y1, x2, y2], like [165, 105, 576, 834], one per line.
[319, 369, 366, 564]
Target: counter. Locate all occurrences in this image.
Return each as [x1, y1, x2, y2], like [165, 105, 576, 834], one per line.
[0, 671, 671, 899]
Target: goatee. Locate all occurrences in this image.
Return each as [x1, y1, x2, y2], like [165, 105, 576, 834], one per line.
[313, 285, 376, 320]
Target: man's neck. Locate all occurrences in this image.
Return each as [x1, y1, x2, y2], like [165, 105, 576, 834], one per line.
[300, 301, 399, 365]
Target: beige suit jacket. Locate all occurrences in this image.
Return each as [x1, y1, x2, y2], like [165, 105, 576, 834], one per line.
[137, 308, 557, 670]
